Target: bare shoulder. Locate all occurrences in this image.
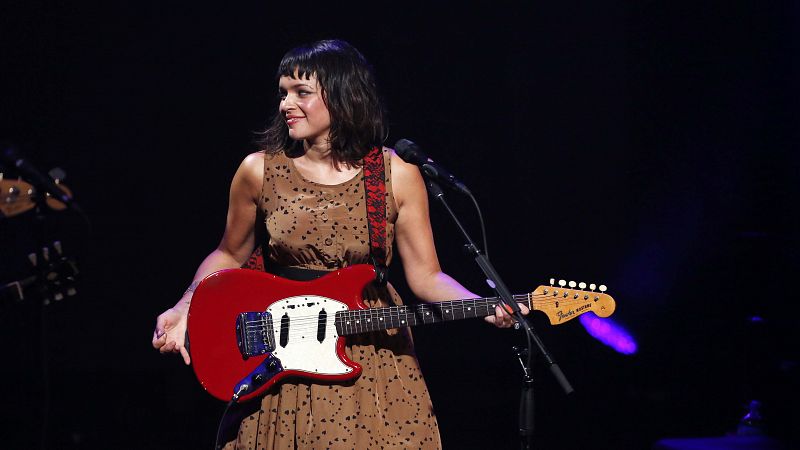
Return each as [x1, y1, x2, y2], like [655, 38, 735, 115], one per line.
[231, 151, 265, 198]
[238, 151, 265, 179]
[388, 147, 420, 182]
[240, 151, 265, 172]
[387, 147, 425, 209]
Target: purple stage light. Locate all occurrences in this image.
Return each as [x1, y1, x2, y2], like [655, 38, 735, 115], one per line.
[580, 313, 638, 355]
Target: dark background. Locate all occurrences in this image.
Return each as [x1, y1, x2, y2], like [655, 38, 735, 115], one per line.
[2, 1, 798, 449]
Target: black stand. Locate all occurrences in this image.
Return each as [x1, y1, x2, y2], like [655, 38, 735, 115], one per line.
[424, 179, 574, 450]
[513, 346, 536, 449]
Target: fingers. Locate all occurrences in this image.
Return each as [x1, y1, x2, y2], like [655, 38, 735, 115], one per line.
[152, 326, 167, 348]
[495, 305, 513, 328]
[485, 303, 529, 328]
[160, 340, 176, 354]
[152, 332, 166, 349]
[153, 314, 168, 348]
[179, 346, 191, 365]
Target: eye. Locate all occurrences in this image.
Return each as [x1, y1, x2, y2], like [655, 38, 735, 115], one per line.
[298, 90, 311, 97]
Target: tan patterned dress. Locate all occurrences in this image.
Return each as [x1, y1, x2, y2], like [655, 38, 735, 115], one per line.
[223, 149, 442, 449]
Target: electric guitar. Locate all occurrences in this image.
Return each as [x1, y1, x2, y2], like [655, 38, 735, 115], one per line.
[187, 265, 616, 402]
[0, 177, 72, 218]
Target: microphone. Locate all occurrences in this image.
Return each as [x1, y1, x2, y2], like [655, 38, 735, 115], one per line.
[1, 144, 74, 207]
[394, 139, 471, 195]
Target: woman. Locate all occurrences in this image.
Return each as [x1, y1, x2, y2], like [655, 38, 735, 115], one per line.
[152, 39, 526, 449]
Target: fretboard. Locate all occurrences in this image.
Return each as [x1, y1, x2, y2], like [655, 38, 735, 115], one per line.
[334, 295, 532, 336]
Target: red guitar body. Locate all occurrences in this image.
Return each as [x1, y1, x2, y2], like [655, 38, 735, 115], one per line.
[187, 265, 376, 402]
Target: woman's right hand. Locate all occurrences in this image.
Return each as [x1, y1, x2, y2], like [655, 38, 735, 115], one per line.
[152, 306, 191, 365]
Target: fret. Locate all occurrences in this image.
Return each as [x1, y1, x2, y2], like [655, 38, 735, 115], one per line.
[363, 308, 374, 333]
[346, 310, 354, 335]
[377, 309, 387, 329]
[335, 294, 522, 336]
[417, 304, 433, 324]
[402, 305, 416, 326]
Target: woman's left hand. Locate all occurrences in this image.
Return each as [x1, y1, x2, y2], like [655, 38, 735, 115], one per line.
[484, 302, 530, 328]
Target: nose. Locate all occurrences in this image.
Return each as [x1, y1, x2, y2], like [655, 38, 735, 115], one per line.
[280, 94, 295, 114]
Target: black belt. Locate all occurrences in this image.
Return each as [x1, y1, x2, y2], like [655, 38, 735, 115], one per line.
[267, 265, 331, 281]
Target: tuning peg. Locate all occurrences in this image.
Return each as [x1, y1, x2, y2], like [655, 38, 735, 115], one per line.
[578, 282, 586, 289]
[53, 241, 63, 256]
[568, 281, 576, 288]
[42, 247, 50, 262]
[54, 292, 64, 301]
[589, 283, 596, 291]
[8, 184, 20, 200]
[557, 280, 565, 288]
[599, 285, 607, 293]
[549, 278, 555, 286]
[66, 287, 77, 296]
[49, 167, 67, 183]
[28, 252, 37, 266]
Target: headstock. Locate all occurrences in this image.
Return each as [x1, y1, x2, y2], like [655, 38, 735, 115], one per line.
[1, 173, 72, 218]
[1, 240, 79, 305]
[530, 278, 616, 325]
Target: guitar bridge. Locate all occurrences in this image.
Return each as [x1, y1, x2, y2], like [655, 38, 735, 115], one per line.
[235, 311, 275, 359]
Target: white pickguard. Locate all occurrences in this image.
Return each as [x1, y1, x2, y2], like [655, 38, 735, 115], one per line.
[267, 295, 353, 375]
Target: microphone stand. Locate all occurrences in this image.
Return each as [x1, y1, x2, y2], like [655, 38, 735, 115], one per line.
[424, 179, 574, 450]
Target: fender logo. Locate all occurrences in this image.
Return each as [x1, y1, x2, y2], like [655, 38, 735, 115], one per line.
[556, 303, 592, 322]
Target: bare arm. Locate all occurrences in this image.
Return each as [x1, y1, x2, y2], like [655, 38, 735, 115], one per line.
[152, 152, 264, 363]
[391, 151, 527, 327]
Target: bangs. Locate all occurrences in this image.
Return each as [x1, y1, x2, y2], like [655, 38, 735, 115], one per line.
[276, 43, 332, 80]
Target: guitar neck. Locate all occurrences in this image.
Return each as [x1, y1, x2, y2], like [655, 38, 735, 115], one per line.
[334, 295, 531, 336]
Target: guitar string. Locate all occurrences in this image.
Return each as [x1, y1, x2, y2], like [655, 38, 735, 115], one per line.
[241, 295, 532, 330]
[237, 295, 606, 349]
[241, 294, 604, 332]
[239, 294, 605, 336]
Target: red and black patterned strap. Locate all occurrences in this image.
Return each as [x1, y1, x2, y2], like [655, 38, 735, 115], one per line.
[241, 246, 265, 271]
[363, 147, 389, 285]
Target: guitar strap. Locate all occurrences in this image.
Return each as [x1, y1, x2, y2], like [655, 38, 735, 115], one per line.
[362, 147, 389, 285]
[242, 148, 389, 286]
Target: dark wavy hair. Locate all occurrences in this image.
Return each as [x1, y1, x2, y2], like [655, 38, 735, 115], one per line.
[258, 39, 386, 167]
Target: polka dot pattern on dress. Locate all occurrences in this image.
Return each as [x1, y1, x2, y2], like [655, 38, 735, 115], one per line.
[224, 149, 442, 450]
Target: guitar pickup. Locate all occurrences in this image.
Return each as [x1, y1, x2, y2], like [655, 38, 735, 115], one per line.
[235, 311, 276, 359]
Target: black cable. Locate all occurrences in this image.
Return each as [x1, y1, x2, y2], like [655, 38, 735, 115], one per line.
[215, 385, 249, 449]
[466, 191, 489, 260]
[214, 399, 236, 450]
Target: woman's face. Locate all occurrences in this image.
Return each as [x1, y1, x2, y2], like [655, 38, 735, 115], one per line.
[278, 73, 331, 146]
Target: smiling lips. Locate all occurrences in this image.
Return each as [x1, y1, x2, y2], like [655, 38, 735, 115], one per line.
[285, 116, 304, 126]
